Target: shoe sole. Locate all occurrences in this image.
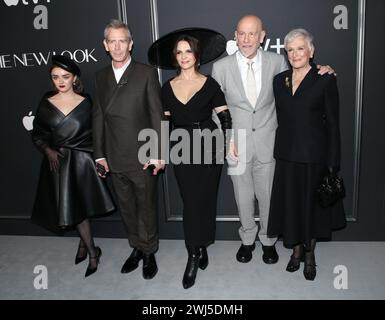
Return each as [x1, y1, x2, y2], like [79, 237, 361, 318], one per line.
[143, 267, 158, 280]
[263, 257, 279, 264]
[121, 263, 140, 274]
[286, 266, 300, 272]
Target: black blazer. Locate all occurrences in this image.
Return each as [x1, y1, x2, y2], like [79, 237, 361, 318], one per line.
[92, 60, 164, 172]
[273, 64, 341, 167]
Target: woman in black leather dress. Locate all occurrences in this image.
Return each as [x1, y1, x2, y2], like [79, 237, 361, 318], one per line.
[31, 55, 115, 277]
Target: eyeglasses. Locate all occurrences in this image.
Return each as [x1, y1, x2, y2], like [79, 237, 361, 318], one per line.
[236, 32, 259, 39]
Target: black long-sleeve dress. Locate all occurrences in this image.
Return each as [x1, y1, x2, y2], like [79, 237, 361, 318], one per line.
[267, 65, 346, 248]
[162, 76, 226, 247]
[31, 94, 115, 234]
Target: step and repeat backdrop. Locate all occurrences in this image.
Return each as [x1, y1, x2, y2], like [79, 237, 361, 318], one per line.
[0, 0, 362, 237]
[153, 0, 360, 224]
[0, 0, 121, 219]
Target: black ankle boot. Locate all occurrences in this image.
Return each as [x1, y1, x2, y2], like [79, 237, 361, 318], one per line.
[198, 246, 208, 270]
[182, 246, 200, 289]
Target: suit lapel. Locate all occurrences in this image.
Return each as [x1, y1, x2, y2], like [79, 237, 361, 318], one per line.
[293, 65, 318, 97]
[101, 67, 117, 102]
[117, 60, 135, 87]
[104, 61, 136, 114]
[229, 54, 251, 108]
[255, 50, 270, 108]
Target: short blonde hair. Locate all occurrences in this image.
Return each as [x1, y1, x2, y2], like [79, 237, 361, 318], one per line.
[284, 28, 314, 50]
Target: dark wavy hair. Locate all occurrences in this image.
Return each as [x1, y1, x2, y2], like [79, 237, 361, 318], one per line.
[49, 66, 84, 94]
[172, 34, 201, 74]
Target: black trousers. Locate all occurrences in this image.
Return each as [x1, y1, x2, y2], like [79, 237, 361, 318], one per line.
[174, 164, 223, 247]
[111, 170, 159, 254]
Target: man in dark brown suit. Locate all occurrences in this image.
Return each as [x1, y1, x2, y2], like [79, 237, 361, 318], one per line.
[93, 19, 164, 280]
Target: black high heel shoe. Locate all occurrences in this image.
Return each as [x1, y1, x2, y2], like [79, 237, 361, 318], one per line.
[303, 252, 317, 281]
[85, 247, 102, 278]
[198, 246, 208, 270]
[75, 244, 87, 265]
[286, 246, 305, 272]
[286, 254, 304, 272]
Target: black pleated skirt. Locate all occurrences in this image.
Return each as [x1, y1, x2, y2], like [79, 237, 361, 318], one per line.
[267, 159, 346, 248]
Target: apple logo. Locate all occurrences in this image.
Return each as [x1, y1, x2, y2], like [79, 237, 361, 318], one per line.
[226, 40, 238, 56]
[3, 0, 19, 6]
[22, 111, 35, 131]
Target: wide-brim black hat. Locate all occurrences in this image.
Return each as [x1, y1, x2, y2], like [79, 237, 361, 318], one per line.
[148, 27, 226, 69]
[51, 55, 81, 76]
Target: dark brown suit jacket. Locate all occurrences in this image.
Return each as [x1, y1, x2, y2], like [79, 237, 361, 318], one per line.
[93, 60, 164, 172]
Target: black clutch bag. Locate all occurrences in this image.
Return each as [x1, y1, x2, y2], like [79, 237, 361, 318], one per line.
[317, 174, 346, 208]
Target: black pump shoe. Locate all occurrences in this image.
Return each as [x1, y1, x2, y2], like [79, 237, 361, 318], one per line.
[303, 252, 317, 281]
[286, 246, 305, 272]
[85, 247, 102, 278]
[198, 246, 208, 270]
[286, 254, 305, 272]
[75, 245, 87, 265]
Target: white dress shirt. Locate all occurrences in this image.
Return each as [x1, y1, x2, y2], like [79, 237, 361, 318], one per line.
[236, 49, 262, 107]
[112, 58, 131, 83]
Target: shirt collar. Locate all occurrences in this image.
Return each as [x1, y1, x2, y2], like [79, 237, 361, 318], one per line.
[112, 57, 131, 72]
[236, 48, 261, 65]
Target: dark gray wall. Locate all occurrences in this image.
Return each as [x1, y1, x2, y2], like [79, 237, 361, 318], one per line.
[0, 0, 384, 241]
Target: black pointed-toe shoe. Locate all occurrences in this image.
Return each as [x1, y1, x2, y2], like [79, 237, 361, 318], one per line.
[236, 243, 256, 263]
[262, 245, 279, 264]
[198, 246, 208, 270]
[286, 254, 305, 272]
[121, 248, 144, 274]
[303, 254, 317, 281]
[142, 253, 158, 279]
[85, 247, 102, 278]
[75, 245, 87, 265]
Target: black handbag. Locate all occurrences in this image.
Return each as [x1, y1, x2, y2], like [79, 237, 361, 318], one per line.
[317, 174, 346, 208]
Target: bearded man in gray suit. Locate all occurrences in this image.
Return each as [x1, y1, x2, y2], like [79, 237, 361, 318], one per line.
[212, 15, 333, 264]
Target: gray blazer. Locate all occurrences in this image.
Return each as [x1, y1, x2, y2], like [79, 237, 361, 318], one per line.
[212, 49, 287, 163]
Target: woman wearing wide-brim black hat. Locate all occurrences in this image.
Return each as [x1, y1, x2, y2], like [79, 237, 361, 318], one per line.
[148, 28, 232, 289]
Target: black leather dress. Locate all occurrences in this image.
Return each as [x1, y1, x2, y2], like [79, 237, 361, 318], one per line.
[31, 94, 115, 234]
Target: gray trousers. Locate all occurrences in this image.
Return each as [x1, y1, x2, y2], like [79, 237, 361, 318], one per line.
[230, 158, 277, 246]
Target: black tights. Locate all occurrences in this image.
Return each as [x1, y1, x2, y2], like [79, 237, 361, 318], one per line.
[292, 239, 316, 261]
[76, 219, 97, 268]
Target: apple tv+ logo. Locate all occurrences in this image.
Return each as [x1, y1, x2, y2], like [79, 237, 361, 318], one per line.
[22, 111, 35, 131]
[3, 0, 52, 30]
